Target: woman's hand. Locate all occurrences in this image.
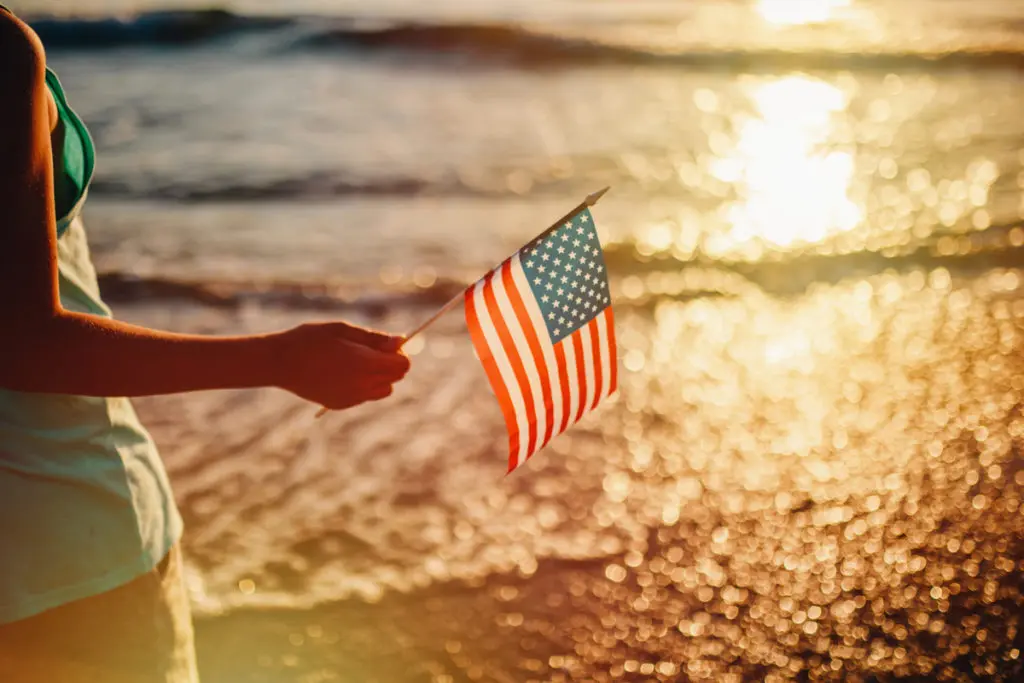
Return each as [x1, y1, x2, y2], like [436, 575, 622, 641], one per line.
[275, 322, 410, 410]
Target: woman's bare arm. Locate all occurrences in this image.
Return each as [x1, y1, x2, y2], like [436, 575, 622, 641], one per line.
[0, 13, 408, 408]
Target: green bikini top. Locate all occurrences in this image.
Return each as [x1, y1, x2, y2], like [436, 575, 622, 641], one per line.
[0, 5, 95, 237]
[46, 67, 96, 238]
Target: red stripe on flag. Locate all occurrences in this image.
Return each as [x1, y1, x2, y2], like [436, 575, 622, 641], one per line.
[605, 307, 618, 395]
[553, 340, 572, 434]
[588, 317, 603, 410]
[501, 261, 555, 452]
[482, 271, 539, 459]
[572, 331, 588, 424]
[464, 285, 520, 472]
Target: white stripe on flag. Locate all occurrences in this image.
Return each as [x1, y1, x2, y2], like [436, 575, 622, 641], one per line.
[562, 330, 580, 429]
[509, 254, 562, 449]
[597, 309, 613, 399]
[579, 322, 597, 420]
[491, 262, 547, 458]
[471, 279, 531, 468]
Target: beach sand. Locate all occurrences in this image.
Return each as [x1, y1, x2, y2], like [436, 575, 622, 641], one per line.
[120, 265, 1024, 681]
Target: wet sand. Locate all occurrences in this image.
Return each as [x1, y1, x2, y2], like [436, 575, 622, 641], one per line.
[123, 265, 1024, 682]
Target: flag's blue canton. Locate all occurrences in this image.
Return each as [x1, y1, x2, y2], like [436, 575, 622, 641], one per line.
[520, 208, 610, 344]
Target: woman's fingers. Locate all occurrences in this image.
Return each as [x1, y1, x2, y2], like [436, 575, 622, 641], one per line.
[284, 321, 411, 410]
[345, 341, 410, 379]
[365, 384, 394, 401]
[329, 322, 405, 352]
[322, 381, 394, 410]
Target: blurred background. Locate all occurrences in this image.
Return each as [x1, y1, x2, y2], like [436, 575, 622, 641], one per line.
[12, 0, 1024, 680]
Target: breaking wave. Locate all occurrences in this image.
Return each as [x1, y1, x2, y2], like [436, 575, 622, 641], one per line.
[97, 220, 1024, 311]
[29, 9, 291, 47]
[30, 9, 1024, 72]
[87, 175, 442, 202]
[96, 271, 467, 312]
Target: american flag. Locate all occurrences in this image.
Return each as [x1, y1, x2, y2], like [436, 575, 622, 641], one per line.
[465, 207, 618, 473]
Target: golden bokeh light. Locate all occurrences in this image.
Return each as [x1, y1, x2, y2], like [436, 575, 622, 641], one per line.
[711, 76, 861, 251]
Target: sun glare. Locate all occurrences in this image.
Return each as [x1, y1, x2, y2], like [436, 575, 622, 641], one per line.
[711, 76, 861, 251]
[757, 0, 851, 26]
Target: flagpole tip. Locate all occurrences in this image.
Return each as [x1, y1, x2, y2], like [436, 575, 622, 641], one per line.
[586, 186, 611, 206]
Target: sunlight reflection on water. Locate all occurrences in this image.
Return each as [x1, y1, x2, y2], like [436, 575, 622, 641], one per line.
[711, 76, 861, 253]
[757, 0, 852, 27]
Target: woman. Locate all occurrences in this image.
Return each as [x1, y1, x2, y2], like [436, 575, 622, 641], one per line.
[0, 8, 410, 682]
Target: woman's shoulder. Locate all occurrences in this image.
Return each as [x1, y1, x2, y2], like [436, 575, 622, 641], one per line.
[0, 11, 61, 150]
[0, 8, 46, 85]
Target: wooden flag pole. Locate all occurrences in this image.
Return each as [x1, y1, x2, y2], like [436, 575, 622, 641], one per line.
[315, 186, 611, 418]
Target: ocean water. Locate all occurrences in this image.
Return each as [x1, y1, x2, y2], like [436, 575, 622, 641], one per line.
[10, 0, 1024, 681]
